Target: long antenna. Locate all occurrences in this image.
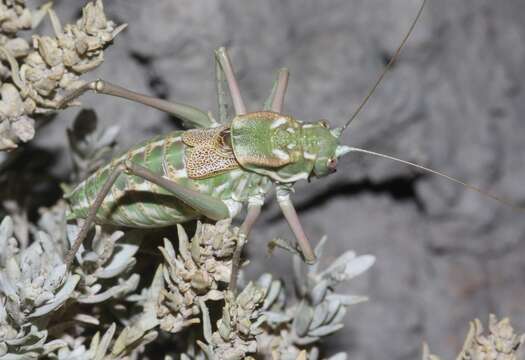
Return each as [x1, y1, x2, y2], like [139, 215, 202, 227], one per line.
[342, 0, 427, 132]
[348, 146, 524, 211]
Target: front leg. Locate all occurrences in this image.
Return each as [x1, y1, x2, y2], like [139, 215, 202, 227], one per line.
[276, 185, 317, 264]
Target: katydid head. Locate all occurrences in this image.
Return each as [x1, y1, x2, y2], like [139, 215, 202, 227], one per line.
[300, 122, 351, 179]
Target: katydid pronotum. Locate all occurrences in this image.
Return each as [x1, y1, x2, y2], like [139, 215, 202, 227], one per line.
[61, 0, 520, 290]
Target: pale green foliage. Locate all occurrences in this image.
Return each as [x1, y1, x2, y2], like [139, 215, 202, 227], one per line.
[0, 199, 150, 358]
[163, 223, 373, 360]
[0, 189, 375, 359]
[254, 238, 373, 360]
[423, 315, 525, 360]
[158, 220, 236, 334]
[0, 0, 124, 150]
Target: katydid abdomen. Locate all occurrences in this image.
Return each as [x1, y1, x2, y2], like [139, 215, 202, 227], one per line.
[67, 130, 270, 228]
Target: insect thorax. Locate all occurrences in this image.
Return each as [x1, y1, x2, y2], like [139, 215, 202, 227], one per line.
[182, 125, 240, 179]
[229, 111, 339, 183]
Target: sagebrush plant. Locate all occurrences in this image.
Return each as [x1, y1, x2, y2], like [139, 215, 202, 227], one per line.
[0, 1, 523, 359]
[0, 0, 124, 150]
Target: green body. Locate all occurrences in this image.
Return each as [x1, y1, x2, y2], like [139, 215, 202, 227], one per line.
[67, 111, 344, 228]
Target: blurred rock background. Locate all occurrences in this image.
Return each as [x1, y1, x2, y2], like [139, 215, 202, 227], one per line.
[19, 0, 525, 358]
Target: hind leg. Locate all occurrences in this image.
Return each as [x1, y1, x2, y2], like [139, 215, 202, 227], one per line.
[57, 79, 212, 128]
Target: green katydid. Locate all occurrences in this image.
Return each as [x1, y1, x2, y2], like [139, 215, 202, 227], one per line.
[61, 0, 520, 289]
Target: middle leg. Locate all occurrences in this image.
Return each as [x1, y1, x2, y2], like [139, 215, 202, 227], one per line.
[263, 68, 289, 113]
[215, 47, 247, 116]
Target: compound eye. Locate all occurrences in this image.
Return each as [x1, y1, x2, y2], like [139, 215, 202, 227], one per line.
[327, 157, 337, 171]
[319, 120, 329, 128]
